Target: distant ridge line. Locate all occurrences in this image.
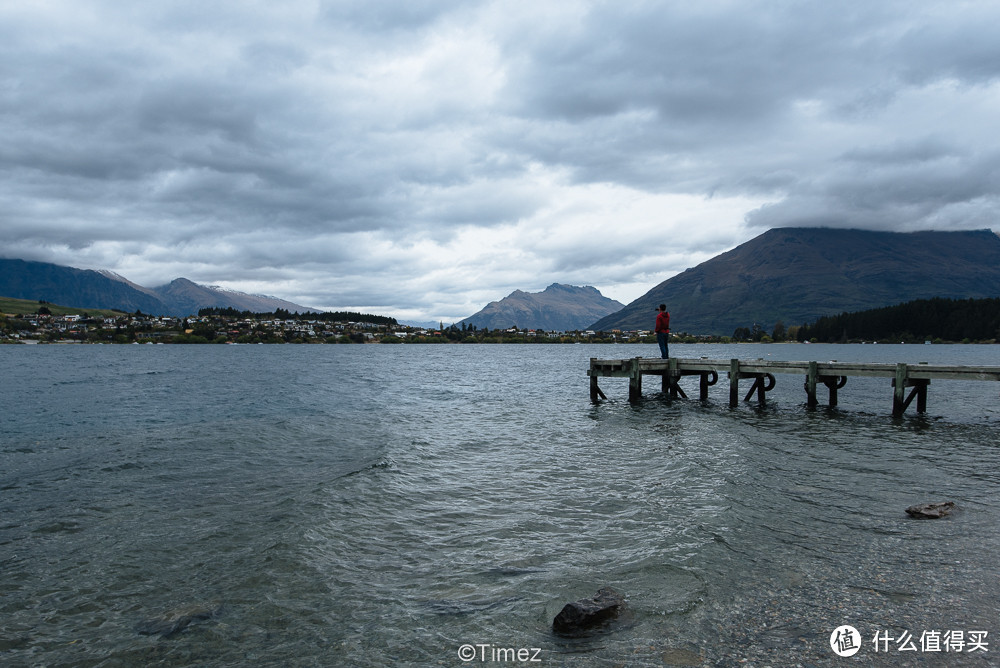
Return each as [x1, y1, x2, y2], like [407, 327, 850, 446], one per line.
[0, 258, 318, 317]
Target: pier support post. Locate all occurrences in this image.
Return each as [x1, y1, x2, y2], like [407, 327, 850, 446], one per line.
[893, 363, 933, 416]
[916, 380, 928, 412]
[893, 375, 930, 416]
[590, 359, 597, 402]
[729, 359, 740, 408]
[628, 357, 642, 403]
[805, 362, 818, 408]
[823, 376, 847, 407]
[743, 373, 775, 406]
[699, 370, 717, 401]
[893, 363, 908, 416]
[668, 358, 679, 398]
[589, 375, 607, 402]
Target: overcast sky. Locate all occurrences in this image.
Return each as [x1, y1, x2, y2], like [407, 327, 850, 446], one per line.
[2, 1, 999, 322]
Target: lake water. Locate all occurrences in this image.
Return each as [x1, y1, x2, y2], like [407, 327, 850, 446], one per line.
[2, 343, 999, 667]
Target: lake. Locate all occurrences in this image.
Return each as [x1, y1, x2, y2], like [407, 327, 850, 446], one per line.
[2, 343, 998, 666]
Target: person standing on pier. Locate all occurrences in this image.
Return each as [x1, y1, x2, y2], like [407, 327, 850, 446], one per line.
[655, 304, 670, 359]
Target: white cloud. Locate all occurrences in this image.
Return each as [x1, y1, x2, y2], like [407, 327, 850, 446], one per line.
[1, 0, 998, 322]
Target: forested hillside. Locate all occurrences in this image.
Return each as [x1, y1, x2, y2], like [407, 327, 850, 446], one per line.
[796, 297, 1000, 343]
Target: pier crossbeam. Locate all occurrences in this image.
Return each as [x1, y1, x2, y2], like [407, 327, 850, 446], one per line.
[588, 356, 1000, 416]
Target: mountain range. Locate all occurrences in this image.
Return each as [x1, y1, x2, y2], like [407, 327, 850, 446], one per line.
[591, 227, 1000, 335]
[458, 283, 624, 331]
[0, 259, 316, 317]
[6, 227, 1000, 331]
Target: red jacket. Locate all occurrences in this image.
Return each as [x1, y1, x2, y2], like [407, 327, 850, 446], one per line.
[655, 311, 670, 333]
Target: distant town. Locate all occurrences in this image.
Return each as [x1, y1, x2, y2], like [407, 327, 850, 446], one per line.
[4, 296, 999, 344]
[0, 304, 731, 345]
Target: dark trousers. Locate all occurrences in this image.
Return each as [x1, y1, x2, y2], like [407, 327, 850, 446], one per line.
[657, 332, 669, 359]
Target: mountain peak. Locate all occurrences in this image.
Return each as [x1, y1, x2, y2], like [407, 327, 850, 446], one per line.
[459, 284, 623, 331]
[544, 282, 587, 293]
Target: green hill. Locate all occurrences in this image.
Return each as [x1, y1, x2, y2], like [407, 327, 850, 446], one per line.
[0, 296, 124, 317]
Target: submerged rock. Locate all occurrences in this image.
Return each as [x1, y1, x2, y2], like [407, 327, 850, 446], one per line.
[905, 501, 956, 519]
[135, 604, 220, 638]
[552, 587, 626, 636]
[660, 647, 706, 666]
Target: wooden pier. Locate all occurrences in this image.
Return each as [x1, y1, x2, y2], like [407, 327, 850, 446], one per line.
[588, 357, 1000, 416]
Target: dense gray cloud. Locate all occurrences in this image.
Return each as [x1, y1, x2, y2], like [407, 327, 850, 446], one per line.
[1, 0, 998, 321]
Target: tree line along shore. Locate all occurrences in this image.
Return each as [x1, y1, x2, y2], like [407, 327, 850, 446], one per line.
[2, 297, 999, 345]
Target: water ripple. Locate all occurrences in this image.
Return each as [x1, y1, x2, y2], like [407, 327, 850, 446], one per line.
[2, 343, 999, 666]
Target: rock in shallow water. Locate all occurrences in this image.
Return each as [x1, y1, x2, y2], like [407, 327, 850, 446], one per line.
[905, 501, 956, 519]
[552, 587, 626, 635]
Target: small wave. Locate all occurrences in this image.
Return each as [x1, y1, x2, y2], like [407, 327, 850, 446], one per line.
[134, 603, 222, 638]
[99, 462, 144, 472]
[341, 456, 398, 479]
[32, 521, 82, 535]
[482, 566, 546, 578]
[418, 596, 519, 616]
